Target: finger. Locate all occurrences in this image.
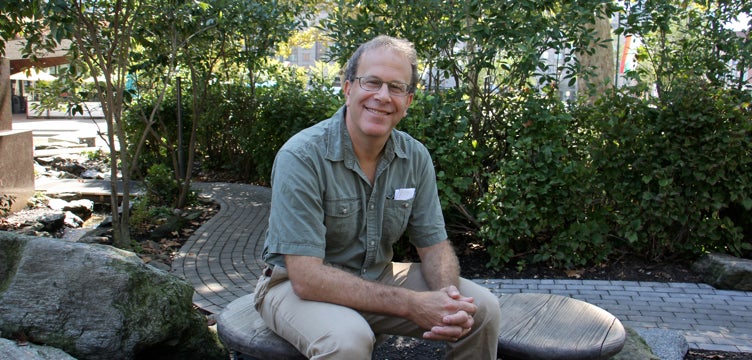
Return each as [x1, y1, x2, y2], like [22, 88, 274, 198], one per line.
[442, 286, 475, 304]
[443, 285, 461, 299]
[456, 301, 478, 316]
[422, 331, 458, 342]
[442, 310, 474, 327]
[423, 325, 464, 342]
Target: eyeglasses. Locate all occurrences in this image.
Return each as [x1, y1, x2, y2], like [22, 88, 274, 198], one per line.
[354, 76, 411, 97]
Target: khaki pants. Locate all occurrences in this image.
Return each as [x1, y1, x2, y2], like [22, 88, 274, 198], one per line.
[254, 262, 502, 360]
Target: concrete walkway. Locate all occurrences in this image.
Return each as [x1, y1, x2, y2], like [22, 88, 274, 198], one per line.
[168, 181, 752, 354]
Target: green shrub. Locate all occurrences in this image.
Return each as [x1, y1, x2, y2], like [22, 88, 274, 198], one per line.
[477, 93, 612, 269]
[128, 163, 178, 233]
[196, 64, 341, 183]
[129, 198, 151, 233]
[121, 92, 183, 179]
[144, 163, 179, 207]
[130, 197, 174, 234]
[586, 82, 752, 260]
[249, 68, 342, 183]
[401, 89, 480, 213]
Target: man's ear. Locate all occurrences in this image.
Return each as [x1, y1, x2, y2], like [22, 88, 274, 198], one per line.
[403, 93, 414, 116]
[343, 80, 352, 106]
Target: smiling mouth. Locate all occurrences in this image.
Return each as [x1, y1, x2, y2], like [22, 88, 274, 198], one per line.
[365, 106, 393, 116]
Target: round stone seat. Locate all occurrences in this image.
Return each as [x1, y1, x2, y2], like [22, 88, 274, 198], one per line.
[498, 293, 626, 360]
[216, 293, 305, 360]
[217, 292, 626, 360]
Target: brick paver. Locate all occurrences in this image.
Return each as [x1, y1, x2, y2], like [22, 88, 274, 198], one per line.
[171, 182, 270, 314]
[170, 181, 752, 353]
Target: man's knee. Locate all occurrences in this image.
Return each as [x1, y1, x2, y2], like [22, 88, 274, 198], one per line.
[306, 325, 375, 359]
[479, 292, 502, 330]
[461, 280, 502, 329]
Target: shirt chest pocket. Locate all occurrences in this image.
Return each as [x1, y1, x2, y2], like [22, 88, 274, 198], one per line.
[382, 198, 412, 244]
[323, 199, 362, 248]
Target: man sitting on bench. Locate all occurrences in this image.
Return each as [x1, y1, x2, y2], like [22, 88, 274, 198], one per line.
[254, 35, 502, 360]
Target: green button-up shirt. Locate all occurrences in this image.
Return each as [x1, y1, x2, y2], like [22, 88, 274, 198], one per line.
[262, 106, 448, 280]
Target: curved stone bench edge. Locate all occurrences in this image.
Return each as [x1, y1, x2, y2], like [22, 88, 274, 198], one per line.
[217, 293, 626, 360]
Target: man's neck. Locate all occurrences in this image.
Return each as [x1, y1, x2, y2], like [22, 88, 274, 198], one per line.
[351, 135, 386, 163]
[346, 123, 388, 185]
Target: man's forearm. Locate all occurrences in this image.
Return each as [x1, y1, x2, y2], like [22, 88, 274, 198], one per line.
[417, 240, 461, 290]
[284, 252, 476, 337]
[284, 255, 414, 318]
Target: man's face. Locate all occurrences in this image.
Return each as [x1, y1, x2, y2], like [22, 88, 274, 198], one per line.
[344, 48, 414, 141]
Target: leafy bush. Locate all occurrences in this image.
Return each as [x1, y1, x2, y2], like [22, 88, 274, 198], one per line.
[197, 63, 341, 183]
[477, 93, 612, 269]
[121, 91, 183, 179]
[129, 198, 172, 234]
[144, 163, 180, 207]
[475, 81, 751, 269]
[130, 163, 192, 233]
[400, 89, 481, 214]
[585, 82, 752, 260]
[249, 67, 342, 182]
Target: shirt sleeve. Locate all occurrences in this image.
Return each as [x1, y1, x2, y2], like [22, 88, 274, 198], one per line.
[406, 144, 448, 248]
[264, 148, 327, 261]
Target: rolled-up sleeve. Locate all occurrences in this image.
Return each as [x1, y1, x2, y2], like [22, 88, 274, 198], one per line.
[406, 145, 447, 248]
[265, 149, 327, 260]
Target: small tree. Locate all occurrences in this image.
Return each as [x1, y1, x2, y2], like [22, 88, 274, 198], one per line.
[1, 0, 159, 248]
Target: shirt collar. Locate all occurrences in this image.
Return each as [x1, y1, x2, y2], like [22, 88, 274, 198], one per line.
[325, 106, 408, 163]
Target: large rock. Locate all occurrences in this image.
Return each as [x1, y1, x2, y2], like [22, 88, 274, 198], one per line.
[0, 338, 77, 360]
[48, 198, 94, 220]
[610, 327, 660, 360]
[692, 252, 752, 291]
[634, 328, 688, 360]
[0, 232, 226, 360]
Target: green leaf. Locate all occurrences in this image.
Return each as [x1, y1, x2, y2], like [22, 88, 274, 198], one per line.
[742, 198, 752, 211]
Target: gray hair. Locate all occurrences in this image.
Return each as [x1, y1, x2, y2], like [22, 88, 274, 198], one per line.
[343, 35, 419, 93]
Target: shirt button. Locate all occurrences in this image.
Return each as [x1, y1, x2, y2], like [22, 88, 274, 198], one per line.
[369, 204, 374, 210]
[369, 241, 375, 246]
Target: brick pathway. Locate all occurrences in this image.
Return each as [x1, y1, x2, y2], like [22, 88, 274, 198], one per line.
[170, 182, 752, 353]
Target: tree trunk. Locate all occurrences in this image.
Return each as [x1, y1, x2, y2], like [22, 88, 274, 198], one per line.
[578, 5, 615, 103]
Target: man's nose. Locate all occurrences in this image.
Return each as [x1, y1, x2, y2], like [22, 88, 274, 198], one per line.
[374, 83, 392, 100]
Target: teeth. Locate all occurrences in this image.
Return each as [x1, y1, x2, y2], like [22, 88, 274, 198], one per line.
[367, 107, 390, 115]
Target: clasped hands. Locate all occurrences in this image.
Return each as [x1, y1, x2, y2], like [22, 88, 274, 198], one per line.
[411, 285, 477, 342]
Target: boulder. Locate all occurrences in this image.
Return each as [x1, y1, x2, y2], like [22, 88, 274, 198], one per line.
[0, 232, 226, 360]
[38, 212, 65, 232]
[64, 211, 84, 228]
[80, 169, 99, 179]
[634, 328, 688, 360]
[149, 215, 186, 240]
[692, 252, 752, 291]
[54, 162, 86, 176]
[0, 338, 77, 360]
[610, 327, 660, 360]
[48, 198, 94, 220]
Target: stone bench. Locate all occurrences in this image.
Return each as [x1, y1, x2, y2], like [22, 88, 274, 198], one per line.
[497, 293, 626, 360]
[217, 292, 626, 360]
